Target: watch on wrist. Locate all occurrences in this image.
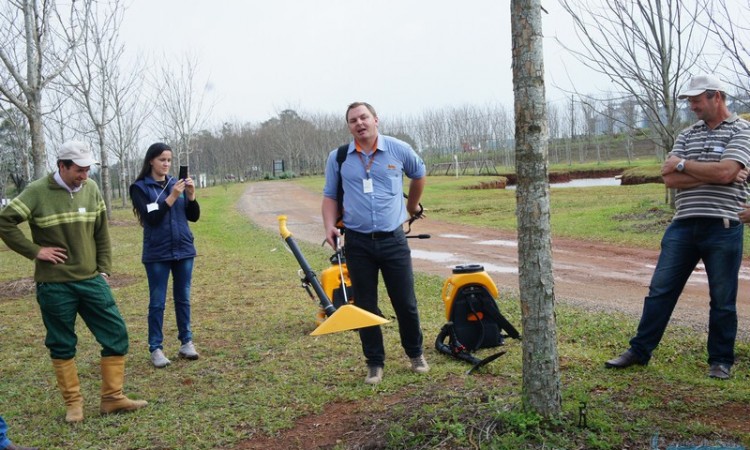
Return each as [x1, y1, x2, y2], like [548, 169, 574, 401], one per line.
[676, 159, 686, 172]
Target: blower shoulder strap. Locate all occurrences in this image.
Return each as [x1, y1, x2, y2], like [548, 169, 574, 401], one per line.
[335, 143, 349, 225]
[481, 295, 521, 339]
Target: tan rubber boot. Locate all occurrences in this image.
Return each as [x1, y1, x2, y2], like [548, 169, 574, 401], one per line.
[51, 358, 84, 423]
[99, 356, 148, 414]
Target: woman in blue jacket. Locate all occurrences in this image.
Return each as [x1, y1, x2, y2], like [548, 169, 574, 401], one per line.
[130, 143, 201, 368]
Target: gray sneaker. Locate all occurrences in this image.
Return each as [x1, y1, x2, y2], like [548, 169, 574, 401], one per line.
[410, 355, 430, 374]
[178, 341, 200, 360]
[150, 348, 171, 368]
[708, 363, 731, 380]
[364, 366, 383, 385]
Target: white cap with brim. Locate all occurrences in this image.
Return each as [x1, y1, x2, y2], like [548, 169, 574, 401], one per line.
[57, 141, 99, 167]
[678, 74, 727, 99]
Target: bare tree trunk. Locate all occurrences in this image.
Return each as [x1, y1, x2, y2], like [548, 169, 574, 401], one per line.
[23, 3, 47, 179]
[28, 100, 47, 177]
[626, 134, 633, 164]
[60, 0, 131, 217]
[95, 124, 112, 215]
[0, 0, 91, 180]
[578, 139, 585, 163]
[511, 0, 562, 418]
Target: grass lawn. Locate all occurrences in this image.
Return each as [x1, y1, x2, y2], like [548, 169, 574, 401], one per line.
[0, 180, 748, 449]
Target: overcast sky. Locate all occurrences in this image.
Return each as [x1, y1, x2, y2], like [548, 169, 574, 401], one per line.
[118, 1, 603, 126]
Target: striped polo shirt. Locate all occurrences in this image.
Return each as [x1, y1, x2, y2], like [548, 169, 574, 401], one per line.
[671, 114, 750, 221]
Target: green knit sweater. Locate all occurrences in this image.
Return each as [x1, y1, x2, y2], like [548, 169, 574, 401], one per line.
[0, 173, 112, 282]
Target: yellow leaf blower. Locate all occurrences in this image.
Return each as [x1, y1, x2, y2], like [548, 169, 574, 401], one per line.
[435, 264, 521, 373]
[278, 215, 389, 336]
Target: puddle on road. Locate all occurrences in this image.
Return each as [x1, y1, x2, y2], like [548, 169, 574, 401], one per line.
[475, 239, 518, 247]
[411, 249, 457, 263]
[410, 249, 517, 274]
[644, 262, 750, 285]
[477, 262, 518, 274]
[419, 232, 750, 284]
[690, 263, 750, 282]
[412, 235, 518, 274]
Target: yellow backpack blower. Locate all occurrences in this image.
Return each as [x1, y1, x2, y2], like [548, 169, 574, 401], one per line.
[435, 264, 521, 373]
[278, 215, 389, 335]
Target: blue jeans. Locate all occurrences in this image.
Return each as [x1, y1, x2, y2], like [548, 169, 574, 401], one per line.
[0, 415, 10, 449]
[629, 218, 742, 366]
[344, 228, 424, 368]
[145, 258, 194, 353]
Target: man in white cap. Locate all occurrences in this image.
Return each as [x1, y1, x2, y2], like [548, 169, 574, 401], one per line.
[605, 75, 750, 379]
[0, 141, 147, 423]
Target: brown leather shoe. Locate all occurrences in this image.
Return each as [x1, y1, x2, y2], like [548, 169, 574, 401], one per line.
[708, 363, 731, 380]
[605, 350, 647, 369]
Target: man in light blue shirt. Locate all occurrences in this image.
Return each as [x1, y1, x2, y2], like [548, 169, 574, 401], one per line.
[322, 101, 429, 384]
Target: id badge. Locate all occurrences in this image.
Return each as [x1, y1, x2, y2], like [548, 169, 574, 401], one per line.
[147, 202, 159, 213]
[363, 178, 373, 193]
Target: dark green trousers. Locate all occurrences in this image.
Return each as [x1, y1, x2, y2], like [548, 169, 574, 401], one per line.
[36, 276, 129, 359]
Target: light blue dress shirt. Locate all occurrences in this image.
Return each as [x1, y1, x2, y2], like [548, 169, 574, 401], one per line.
[323, 134, 425, 233]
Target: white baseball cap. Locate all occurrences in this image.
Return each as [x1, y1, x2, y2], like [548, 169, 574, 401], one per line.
[57, 141, 99, 167]
[678, 74, 727, 99]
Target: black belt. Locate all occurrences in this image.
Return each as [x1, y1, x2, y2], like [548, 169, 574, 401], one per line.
[347, 229, 396, 239]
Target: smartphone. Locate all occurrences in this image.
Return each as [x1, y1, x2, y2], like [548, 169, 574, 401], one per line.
[178, 165, 188, 180]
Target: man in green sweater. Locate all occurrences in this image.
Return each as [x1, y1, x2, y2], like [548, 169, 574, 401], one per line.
[0, 141, 147, 423]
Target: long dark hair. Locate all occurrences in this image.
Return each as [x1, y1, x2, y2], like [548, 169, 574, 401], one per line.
[135, 142, 172, 181]
[132, 142, 173, 225]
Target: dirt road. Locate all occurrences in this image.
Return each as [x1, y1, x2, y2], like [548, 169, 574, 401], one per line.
[237, 180, 750, 336]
